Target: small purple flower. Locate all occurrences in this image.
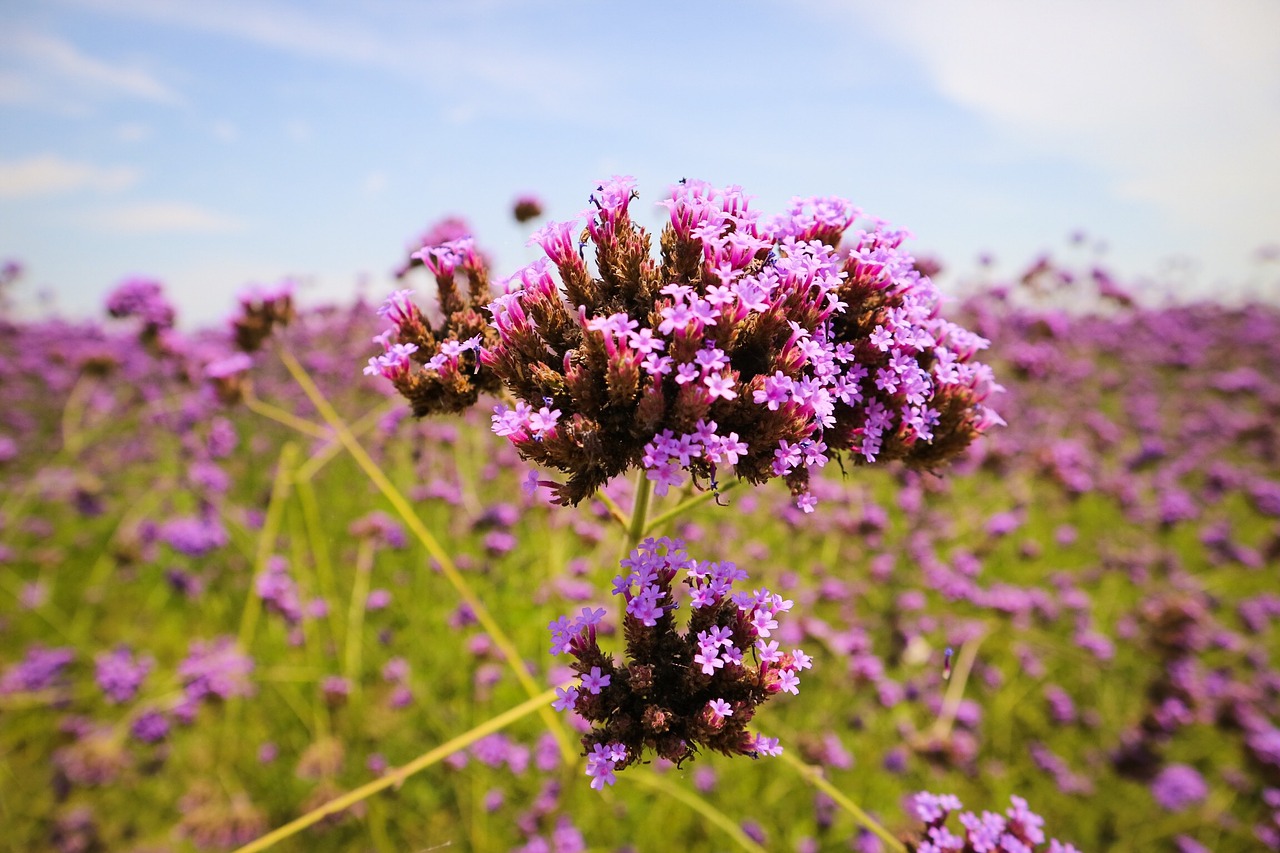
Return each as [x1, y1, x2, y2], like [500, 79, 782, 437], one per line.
[94, 647, 153, 704]
[0, 646, 74, 694]
[585, 742, 626, 790]
[580, 666, 610, 695]
[130, 709, 170, 744]
[1151, 764, 1208, 812]
[178, 637, 254, 703]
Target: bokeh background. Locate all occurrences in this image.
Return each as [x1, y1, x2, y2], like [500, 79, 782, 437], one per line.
[2, 0, 1279, 323]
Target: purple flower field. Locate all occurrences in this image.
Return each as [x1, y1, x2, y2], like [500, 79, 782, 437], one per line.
[1, 181, 1278, 852]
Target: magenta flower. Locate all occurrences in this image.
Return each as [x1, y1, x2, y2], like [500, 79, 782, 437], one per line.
[549, 537, 807, 787]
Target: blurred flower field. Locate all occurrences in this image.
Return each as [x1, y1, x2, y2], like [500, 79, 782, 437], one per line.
[1, 212, 1279, 852]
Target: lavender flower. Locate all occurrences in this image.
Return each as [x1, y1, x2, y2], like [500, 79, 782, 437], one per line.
[907, 792, 1080, 852]
[232, 280, 295, 352]
[394, 215, 481, 279]
[1151, 764, 1209, 812]
[130, 709, 171, 743]
[93, 646, 153, 704]
[367, 236, 503, 415]
[161, 515, 229, 558]
[479, 177, 1001, 507]
[0, 645, 74, 694]
[178, 637, 254, 703]
[549, 536, 807, 788]
[256, 555, 303, 625]
[106, 277, 176, 336]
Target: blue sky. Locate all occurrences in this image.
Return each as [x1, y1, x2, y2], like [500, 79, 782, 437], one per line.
[2, 0, 1278, 325]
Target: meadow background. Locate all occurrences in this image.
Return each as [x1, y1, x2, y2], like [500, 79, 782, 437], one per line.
[2, 2, 1280, 852]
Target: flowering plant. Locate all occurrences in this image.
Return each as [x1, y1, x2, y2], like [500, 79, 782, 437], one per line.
[370, 177, 1001, 509]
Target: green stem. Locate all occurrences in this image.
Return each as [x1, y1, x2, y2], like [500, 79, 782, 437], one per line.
[293, 402, 395, 483]
[929, 629, 986, 741]
[68, 484, 169, 641]
[244, 391, 330, 439]
[232, 686, 561, 853]
[343, 539, 376, 694]
[624, 472, 652, 555]
[237, 443, 299, 649]
[643, 479, 740, 536]
[776, 747, 907, 852]
[59, 372, 95, 457]
[614, 472, 653, 624]
[593, 489, 631, 531]
[278, 347, 576, 764]
[629, 769, 769, 853]
[294, 476, 344, 650]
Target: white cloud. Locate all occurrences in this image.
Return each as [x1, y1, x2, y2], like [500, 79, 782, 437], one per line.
[84, 202, 244, 233]
[0, 154, 139, 198]
[63, 0, 585, 116]
[0, 29, 181, 108]
[850, 0, 1280, 250]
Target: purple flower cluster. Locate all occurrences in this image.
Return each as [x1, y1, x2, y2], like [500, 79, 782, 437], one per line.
[908, 792, 1080, 853]
[93, 646, 153, 704]
[479, 177, 1001, 506]
[549, 536, 804, 789]
[178, 637, 254, 703]
[393, 215, 479, 279]
[513, 193, 545, 224]
[160, 514, 228, 558]
[255, 555, 303, 625]
[105, 277, 176, 333]
[1151, 763, 1208, 812]
[204, 351, 255, 405]
[231, 280, 295, 353]
[0, 645, 74, 694]
[367, 236, 503, 415]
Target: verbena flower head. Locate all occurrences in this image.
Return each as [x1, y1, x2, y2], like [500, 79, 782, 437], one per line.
[0, 645, 74, 694]
[178, 637, 254, 703]
[907, 792, 1080, 853]
[232, 280, 295, 352]
[367, 236, 503, 415]
[435, 176, 996, 507]
[394, 215, 480, 279]
[513, 193, 545, 223]
[549, 536, 805, 789]
[94, 646, 153, 704]
[106, 277, 176, 333]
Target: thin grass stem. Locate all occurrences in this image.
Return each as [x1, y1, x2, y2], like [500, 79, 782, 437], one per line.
[231, 686, 561, 853]
[628, 769, 769, 853]
[343, 538, 376, 695]
[929, 629, 987, 741]
[642, 479, 740, 536]
[278, 347, 576, 764]
[244, 391, 330, 439]
[775, 747, 907, 852]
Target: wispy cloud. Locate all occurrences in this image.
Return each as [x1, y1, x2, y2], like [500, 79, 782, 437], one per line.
[850, 0, 1280, 244]
[84, 201, 244, 233]
[64, 0, 586, 116]
[0, 154, 139, 198]
[0, 29, 181, 109]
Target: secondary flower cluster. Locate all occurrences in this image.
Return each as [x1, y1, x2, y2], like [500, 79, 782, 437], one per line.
[366, 238, 503, 416]
[232, 281, 296, 353]
[106, 277, 176, 335]
[548, 537, 807, 789]
[371, 176, 1001, 508]
[907, 792, 1081, 853]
